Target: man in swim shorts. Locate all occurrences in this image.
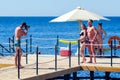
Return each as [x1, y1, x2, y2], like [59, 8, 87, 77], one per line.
[87, 19, 97, 63]
[14, 22, 30, 68]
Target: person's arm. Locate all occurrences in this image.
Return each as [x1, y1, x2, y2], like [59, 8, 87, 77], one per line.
[21, 29, 28, 36]
[92, 27, 97, 41]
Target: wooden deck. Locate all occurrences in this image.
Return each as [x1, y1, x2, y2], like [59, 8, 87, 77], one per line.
[0, 54, 120, 80]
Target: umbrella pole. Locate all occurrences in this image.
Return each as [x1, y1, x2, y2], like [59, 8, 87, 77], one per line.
[78, 20, 82, 35]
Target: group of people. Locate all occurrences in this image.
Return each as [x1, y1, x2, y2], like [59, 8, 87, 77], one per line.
[79, 19, 106, 63]
[14, 20, 106, 68]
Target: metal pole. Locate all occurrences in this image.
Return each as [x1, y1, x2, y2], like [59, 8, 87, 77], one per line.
[69, 42, 71, 68]
[105, 72, 110, 80]
[12, 35, 15, 52]
[26, 39, 28, 64]
[30, 35, 32, 54]
[18, 49, 20, 79]
[2, 47, 3, 54]
[0, 46, 4, 56]
[114, 39, 116, 56]
[90, 71, 94, 80]
[73, 72, 77, 80]
[78, 40, 80, 65]
[9, 38, 11, 53]
[55, 44, 57, 71]
[111, 40, 113, 66]
[55, 35, 59, 70]
[36, 46, 39, 75]
[64, 74, 70, 80]
[56, 35, 59, 46]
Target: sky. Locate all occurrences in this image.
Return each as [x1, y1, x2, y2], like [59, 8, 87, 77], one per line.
[0, 0, 119, 16]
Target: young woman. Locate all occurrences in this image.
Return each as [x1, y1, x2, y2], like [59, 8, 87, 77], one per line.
[96, 23, 107, 56]
[79, 24, 87, 63]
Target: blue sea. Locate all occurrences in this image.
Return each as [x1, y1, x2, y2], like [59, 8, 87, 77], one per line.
[0, 16, 120, 79]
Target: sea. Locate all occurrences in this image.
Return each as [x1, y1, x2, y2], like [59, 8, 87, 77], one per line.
[0, 16, 120, 79]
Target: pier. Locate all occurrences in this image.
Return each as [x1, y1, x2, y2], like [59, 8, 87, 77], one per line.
[0, 55, 120, 80]
[0, 34, 120, 80]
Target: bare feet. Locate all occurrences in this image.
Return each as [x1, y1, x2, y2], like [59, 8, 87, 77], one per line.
[93, 62, 96, 64]
[87, 61, 92, 63]
[81, 59, 86, 63]
[20, 66, 24, 69]
[81, 61, 86, 63]
[93, 61, 96, 64]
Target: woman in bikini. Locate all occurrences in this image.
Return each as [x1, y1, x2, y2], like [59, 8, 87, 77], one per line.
[96, 23, 107, 56]
[79, 24, 87, 63]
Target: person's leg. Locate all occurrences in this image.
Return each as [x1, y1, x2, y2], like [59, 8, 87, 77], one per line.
[91, 42, 96, 63]
[100, 41, 104, 56]
[87, 43, 92, 63]
[19, 48, 23, 67]
[15, 48, 18, 67]
[15, 47, 22, 67]
[80, 43, 86, 63]
[95, 41, 100, 55]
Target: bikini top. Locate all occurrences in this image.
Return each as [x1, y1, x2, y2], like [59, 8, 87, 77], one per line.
[80, 30, 84, 36]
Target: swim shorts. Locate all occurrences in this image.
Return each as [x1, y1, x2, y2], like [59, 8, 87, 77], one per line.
[15, 40, 21, 47]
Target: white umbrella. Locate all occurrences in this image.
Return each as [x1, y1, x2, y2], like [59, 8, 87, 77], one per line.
[50, 7, 109, 22]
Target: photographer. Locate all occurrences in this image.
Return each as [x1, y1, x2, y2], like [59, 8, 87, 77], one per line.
[14, 22, 30, 68]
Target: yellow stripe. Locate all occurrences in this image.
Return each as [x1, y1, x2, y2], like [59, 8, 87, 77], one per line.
[59, 39, 78, 44]
[0, 64, 14, 68]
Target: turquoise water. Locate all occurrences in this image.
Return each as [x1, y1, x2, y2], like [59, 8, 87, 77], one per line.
[0, 16, 120, 79]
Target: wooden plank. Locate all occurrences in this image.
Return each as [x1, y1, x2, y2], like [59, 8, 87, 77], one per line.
[80, 65, 120, 72]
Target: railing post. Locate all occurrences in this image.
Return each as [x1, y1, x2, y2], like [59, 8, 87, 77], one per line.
[56, 35, 59, 46]
[26, 39, 28, 64]
[30, 35, 32, 54]
[12, 35, 15, 52]
[55, 35, 59, 71]
[114, 39, 116, 56]
[36, 46, 39, 75]
[18, 49, 20, 79]
[55, 44, 57, 71]
[2, 47, 4, 55]
[64, 74, 70, 80]
[78, 40, 80, 65]
[90, 71, 94, 80]
[105, 72, 110, 80]
[69, 42, 71, 68]
[9, 38, 11, 53]
[0, 46, 4, 56]
[111, 40, 113, 66]
[73, 72, 77, 80]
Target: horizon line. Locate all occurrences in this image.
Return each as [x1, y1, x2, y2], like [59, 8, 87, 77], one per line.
[0, 15, 120, 17]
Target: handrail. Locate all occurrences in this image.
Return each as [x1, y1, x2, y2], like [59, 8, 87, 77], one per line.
[0, 44, 11, 53]
[0, 52, 4, 56]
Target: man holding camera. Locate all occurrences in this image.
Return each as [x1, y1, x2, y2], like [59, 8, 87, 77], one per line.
[14, 22, 29, 68]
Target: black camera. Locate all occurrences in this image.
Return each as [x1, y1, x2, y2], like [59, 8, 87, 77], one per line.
[25, 25, 30, 29]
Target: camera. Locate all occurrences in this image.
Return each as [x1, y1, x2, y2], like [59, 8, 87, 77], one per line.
[25, 25, 30, 29]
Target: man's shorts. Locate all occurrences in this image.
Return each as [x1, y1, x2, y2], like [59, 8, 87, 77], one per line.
[15, 40, 21, 47]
